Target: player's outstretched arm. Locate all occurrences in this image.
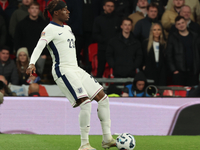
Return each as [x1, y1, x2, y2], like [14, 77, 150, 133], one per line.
[26, 39, 47, 76]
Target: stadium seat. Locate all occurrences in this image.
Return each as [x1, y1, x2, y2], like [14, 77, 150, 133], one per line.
[9, 54, 16, 60]
[88, 43, 112, 78]
[162, 90, 173, 96]
[168, 85, 187, 97]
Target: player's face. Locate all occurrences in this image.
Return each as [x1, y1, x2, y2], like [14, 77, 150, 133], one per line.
[22, 0, 33, 6]
[136, 81, 145, 91]
[180, 6, 191, 20]
[137, 0, 148, 9]
[103, 2, 115, 14]
[147, 7, 158, 19]
[18, 52, 28, 63]
[175, 18, 187, 32]
[152, 24, 162, 39]
[121, 20, 132, 33]
[28, 5, 40, 17]
[57, 7, 70, 22]
[0, 50, 9, 62]
[173, 0, 184, 8]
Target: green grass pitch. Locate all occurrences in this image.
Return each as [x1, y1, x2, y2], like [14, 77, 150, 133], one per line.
[0, 134, 199, 150]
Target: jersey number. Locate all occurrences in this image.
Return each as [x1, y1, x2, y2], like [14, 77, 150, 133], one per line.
[67, 39, 75, 48]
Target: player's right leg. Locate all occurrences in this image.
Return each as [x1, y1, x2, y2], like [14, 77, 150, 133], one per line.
[76, 97, 96, 150]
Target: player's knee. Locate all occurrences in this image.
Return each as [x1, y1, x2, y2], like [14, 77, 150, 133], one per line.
[80, 99, 92, 109]
[76, 97, 90, 107]
[98, 94, 109, 105]
[94, 89, 105, 101]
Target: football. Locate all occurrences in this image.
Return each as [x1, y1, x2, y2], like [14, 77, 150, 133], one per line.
[116, 133, 136, 150]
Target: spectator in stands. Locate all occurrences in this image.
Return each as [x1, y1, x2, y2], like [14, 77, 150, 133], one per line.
[122, 71, 149, 97]
[0, 0, 17, 25]
[9, 0, 33, 38]
[166, 0, 200, 24]
[128, 0, 148, 31]
[28, 83, 40, 96]
[65, 0, 97, 73]
[106, 17, 143, 78]
[0, 15, 6, 48]
[0, 0, 17, 49]
[0, 75, 16, 96]
[131, 0, 166, 20]
[93, 0, 121, 77]
[16, 47, 30, 85]
[142, 23, 166, 86]
[170, 5, 200, 35]
[133, 3, 162, 43]
[37, 0, 50, 12]
[14, 1, 48, 76]
[0, 46, 18, 85]
[114, 0, 131, 18]
[166, 16, 200, 86]
[161, 0, 194, 33]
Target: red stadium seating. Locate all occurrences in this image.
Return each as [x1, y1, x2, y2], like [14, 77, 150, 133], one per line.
[88, 43, 112, 78]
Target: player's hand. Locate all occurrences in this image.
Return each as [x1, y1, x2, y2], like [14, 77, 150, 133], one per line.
[26, 64, 36, 76]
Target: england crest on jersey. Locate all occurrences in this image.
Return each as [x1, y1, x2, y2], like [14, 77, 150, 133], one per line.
[78, 88, 83, 93]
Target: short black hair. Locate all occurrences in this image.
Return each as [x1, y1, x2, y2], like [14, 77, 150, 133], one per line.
[175, 16, 186, 23]
[121, 17, 133, 25]
[147, 2, 158, 11]
[28, 1, 40, 9]
[0, 46, 10, 52]
[103, 0, 114, 6]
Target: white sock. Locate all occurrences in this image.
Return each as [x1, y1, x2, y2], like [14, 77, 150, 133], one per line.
[79, 99, 91, 146]
[97, 95, 112, 142]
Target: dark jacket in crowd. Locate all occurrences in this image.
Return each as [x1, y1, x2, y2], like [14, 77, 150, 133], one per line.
[0, 0, 17, 26]
[143, 40, 166, 86]
[18, 73, 29, 85]
[65, 0, 83, 35]
[169, 20, 200, 35]
[106, 33, 143, 77]
[14, 16, 48, 56]
[93, 12, 121, 52]
[133, 15, 163, 43]
[114, 0, 132, 18]
[166, 30, 200, 75]
[65, 0, 100, 34]
[0, 59, 19, 85]
[0, 15, 6, 48]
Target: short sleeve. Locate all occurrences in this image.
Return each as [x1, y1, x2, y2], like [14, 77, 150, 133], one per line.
[40, 25, 54, 44]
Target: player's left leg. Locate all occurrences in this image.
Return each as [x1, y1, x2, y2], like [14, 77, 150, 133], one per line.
[93, 90, 116, 149]
[79, 68, 116, 148]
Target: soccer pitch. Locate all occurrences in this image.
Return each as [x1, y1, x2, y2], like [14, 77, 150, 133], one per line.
[0, 135, 199, 150]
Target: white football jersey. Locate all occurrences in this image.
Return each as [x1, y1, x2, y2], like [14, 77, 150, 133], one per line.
[40, 22, 78, 78]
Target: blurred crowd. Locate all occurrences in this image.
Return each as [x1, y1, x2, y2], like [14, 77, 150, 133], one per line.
[0, 0, 200, 97]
